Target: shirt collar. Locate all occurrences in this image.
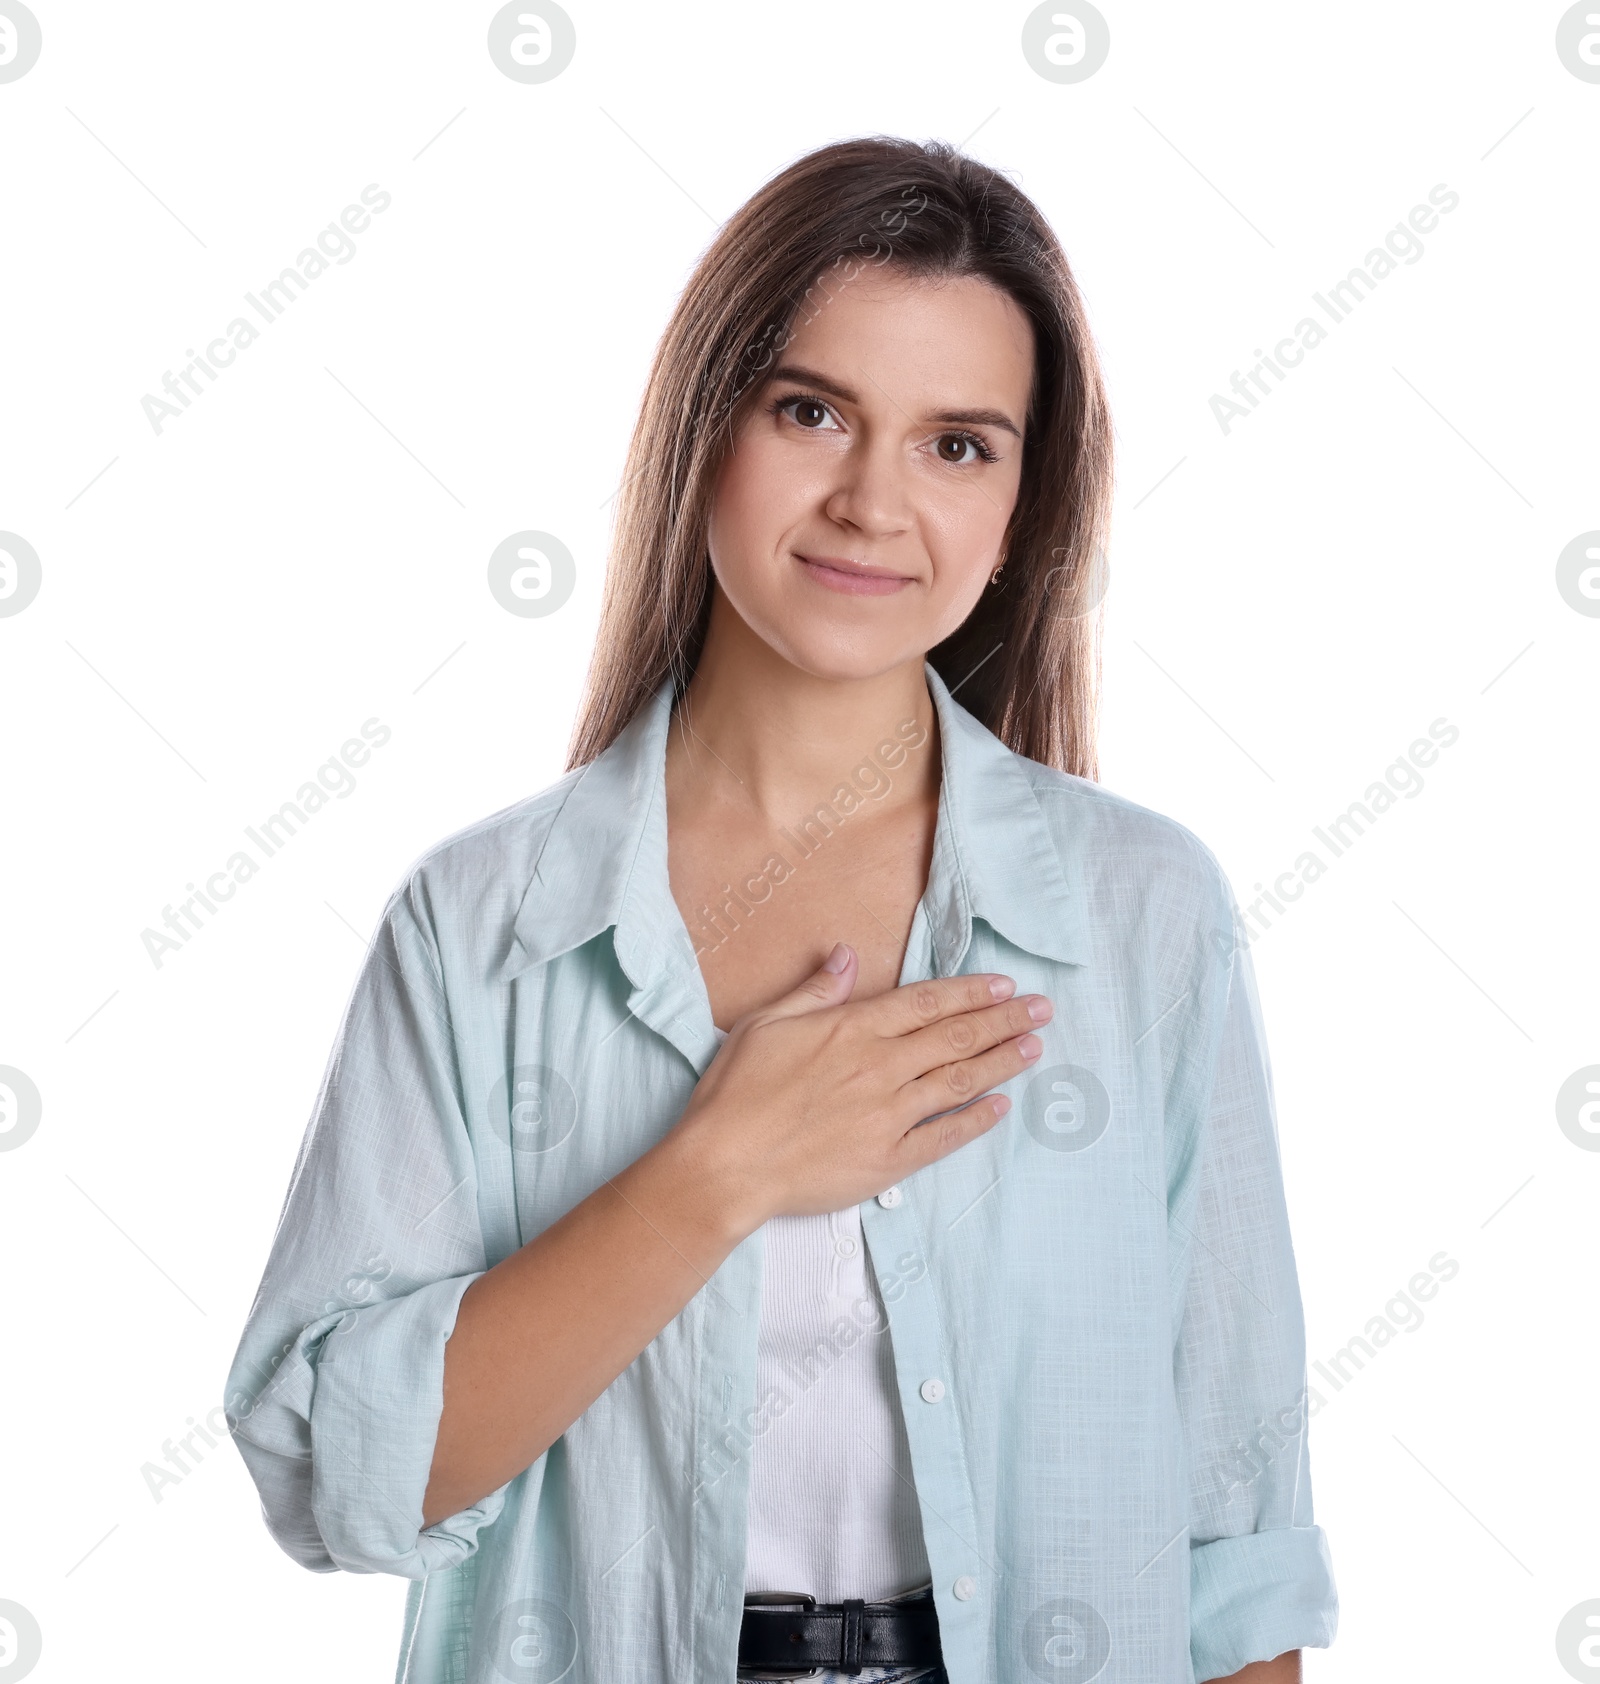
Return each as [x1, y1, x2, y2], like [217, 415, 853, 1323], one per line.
[495, 660, 1090, 988]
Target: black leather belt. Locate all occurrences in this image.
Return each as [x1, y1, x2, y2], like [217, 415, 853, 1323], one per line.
[738, 1591, 942, 1677]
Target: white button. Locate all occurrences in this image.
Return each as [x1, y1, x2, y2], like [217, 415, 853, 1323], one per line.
[919, 1378, 945, 1404]
[835, 1236, 858, 1258]
[953, 1575, 977, 1601]
[877, 1186, 903, 1208]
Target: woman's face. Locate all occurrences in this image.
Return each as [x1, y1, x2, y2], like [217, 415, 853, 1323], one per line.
[706, 265, 1035, 682]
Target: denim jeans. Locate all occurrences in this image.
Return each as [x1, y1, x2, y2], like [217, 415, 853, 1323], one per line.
[805, 1670, 946, 1683]
[740, 1666, 945, 1684]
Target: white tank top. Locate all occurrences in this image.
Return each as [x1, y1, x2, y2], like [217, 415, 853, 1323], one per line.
[713, 1026, 932, 1603]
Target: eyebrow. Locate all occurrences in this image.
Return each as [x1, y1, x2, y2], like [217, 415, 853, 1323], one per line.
[767, 362, 1024, 441]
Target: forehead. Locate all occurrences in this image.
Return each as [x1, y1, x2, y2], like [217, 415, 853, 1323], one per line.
[778, 267, 1034, 412]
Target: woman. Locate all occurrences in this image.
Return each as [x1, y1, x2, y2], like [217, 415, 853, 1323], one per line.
[226, 137, 1337, 1683]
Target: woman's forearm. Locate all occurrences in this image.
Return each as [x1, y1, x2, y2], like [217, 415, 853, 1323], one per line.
[1206, 1651, 1300, 1683]
[420, 964, 1034, 1529]
[421, 1119, 754, 1527]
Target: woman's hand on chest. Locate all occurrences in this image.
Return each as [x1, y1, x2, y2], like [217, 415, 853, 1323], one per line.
[670, 941, 1053, 1227]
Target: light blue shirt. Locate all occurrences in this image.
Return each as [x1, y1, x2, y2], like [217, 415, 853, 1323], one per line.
[225, 661, 1337, 1683]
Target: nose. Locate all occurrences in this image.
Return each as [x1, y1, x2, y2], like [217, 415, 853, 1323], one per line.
[822, 432, 913, 541]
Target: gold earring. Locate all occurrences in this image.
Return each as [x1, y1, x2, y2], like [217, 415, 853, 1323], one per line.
[990, 563, 1005, 585]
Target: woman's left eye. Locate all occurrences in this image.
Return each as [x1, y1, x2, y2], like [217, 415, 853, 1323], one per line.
[932, 431, 994, 465]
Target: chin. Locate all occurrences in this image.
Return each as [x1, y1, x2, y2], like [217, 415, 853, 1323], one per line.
[759, 625, 935, 686]
[715, 572, 978, 685]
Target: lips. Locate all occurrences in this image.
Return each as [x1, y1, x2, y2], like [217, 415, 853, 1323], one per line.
[794, 553, 914, 597]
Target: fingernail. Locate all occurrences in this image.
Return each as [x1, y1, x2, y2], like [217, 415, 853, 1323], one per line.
[823, 942, 851, 973]
[1018, 1033, 1043, 1060]
[1027, 996, 1052, 1022]
[988, 975, 1015, 999]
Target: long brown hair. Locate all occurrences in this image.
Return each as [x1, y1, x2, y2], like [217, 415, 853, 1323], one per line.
[565, 135, 1113, 779]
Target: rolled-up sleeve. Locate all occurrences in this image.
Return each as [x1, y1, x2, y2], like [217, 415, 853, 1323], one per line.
[1174, 892, 1338, 1680]
[223, 874, 504, 1577]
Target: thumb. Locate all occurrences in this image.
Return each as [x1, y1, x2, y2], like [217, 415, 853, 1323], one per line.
[759, 941, 859, 1021]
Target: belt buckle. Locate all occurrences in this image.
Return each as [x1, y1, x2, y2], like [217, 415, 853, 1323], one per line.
[740, 1591, 823, 1681]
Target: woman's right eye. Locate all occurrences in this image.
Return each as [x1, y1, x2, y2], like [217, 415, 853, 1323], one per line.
[776, 395, 839, 431]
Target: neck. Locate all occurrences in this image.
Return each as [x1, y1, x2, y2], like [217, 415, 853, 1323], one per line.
[666, 588, 939, 827]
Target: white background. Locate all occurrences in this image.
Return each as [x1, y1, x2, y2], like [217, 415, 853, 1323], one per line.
[1, 2, 1596, 1679]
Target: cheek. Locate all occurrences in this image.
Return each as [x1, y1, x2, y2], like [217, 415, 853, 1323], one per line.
[709, 436, 814, 573]
[923, 472, 1022, 579]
